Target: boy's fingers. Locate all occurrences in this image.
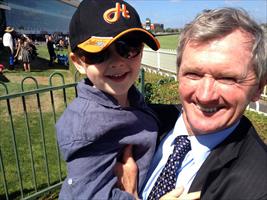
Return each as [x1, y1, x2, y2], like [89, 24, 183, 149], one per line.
[160, 186, 184, 200]
[178, 191, 201, 200]
[169, 187, 184, 196]
[122, 145, 133, 163]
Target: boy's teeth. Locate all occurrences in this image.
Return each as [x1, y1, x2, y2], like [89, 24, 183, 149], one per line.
[197, 105, 218, 113]
[110, 73, 125, 77]
[112, 74, 122, 77]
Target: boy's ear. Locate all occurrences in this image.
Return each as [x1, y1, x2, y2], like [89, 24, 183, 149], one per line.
[69, 52, 86, 74]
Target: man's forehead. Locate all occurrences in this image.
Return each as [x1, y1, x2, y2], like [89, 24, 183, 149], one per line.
[186, 29, 254, 50]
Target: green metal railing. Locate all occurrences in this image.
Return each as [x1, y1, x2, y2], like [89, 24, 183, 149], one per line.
[0, 70, 145, 200]
[0, 72, 78, 199]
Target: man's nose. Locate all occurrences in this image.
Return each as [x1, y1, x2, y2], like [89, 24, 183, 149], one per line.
[195, 76, 219, 104]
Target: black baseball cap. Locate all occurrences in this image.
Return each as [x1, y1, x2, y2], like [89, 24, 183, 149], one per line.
[69, 0, 160, 53]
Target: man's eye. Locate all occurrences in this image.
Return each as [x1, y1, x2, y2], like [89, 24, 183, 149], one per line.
[185, 73, 201, 80]
[217, 77, 237, 85]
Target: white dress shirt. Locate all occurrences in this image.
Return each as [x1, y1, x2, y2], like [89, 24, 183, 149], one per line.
[141, 113, 239, 199]
[3, 32, 14, 53]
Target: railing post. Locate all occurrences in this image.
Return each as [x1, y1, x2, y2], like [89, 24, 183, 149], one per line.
[0, 147, 9, 200]
[139, 68, 145, 95]
[157, 50, 160, 71]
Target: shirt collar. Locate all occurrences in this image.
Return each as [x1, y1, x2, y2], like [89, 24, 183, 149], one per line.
[172, 113, 240, 163]
[77, 78, 146, 109]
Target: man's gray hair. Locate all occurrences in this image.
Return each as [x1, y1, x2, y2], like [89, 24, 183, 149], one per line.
[177, 7, 266, 83]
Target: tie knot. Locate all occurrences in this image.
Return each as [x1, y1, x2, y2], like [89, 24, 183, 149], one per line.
[173, 135, 191, 153]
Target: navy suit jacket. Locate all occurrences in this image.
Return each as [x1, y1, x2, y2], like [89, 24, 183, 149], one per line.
[150, 104, 267, 200]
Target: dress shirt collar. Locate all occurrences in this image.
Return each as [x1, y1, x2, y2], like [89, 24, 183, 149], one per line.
[172, 113, 240, 163]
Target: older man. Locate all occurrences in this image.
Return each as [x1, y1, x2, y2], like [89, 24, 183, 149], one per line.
[117, 7, 267, 200]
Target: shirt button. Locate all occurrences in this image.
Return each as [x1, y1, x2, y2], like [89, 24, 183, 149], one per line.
[68, 178, 73, 185]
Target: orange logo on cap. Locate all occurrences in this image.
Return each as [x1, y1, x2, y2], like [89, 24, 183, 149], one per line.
[103, 3, 130, 24]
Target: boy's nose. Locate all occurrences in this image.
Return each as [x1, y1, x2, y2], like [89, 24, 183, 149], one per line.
[107, 46, 126, 67]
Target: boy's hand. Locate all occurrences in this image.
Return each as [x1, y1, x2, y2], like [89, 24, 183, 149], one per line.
[160, 187, 201, 200]
[114, 145, 139, 199]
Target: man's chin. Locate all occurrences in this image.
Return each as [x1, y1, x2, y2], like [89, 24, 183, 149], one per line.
[189, 122, 224, 135]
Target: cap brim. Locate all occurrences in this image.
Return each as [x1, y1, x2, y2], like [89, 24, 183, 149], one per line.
[77, 28, 160, 53]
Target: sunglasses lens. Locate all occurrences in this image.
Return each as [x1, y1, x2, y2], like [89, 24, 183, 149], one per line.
[115, 39, 142, 59]
[78, 38, 142, 64]
[85, 50, 109, 64]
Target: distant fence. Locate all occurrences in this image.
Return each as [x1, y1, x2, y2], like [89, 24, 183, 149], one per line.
[142, 48, 177, 79]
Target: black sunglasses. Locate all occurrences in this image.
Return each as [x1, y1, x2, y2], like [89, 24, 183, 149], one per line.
[77, 38, 143, 64]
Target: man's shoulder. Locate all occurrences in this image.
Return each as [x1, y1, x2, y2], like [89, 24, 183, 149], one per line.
[148, 104, 182, 122]
[148, 104, 182, 137]
[238, 116, 267, 152]
[148, 104, 181, 116]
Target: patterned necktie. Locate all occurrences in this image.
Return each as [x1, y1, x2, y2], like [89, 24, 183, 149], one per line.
[147, 135, 191, 200]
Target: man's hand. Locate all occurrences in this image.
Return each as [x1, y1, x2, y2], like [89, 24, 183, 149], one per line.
[114, 145, 139, 199]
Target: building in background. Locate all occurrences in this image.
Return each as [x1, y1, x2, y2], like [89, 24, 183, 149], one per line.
[0, 0, 76, 40]
[143, 18, 164, 33]
[150, 23, 164, 33]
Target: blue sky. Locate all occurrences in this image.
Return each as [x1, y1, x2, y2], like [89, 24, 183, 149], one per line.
[126, 0, 267, 28]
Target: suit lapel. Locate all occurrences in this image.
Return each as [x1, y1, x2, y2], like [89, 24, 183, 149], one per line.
[189, 116, 252, 194]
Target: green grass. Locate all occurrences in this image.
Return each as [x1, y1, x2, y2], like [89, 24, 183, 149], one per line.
[156, 34, 179, 49]
[244, 110, 267, 143]
[0, 111, 67, 198]
[0, 86, 77, 199]
[37, 44, 69, 60]
[0, 45, 76, 199]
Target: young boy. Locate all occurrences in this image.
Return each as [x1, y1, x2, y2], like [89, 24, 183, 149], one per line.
[56, 0, 160, 199]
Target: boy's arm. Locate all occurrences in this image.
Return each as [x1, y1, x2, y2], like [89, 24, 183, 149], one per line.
[114, 145, 140, 200]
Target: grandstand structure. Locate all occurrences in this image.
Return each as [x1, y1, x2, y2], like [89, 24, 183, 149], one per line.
[0, 0, 80, 39]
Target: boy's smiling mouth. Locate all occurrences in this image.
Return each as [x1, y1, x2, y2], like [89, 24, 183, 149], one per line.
[106, 72, 129, 81]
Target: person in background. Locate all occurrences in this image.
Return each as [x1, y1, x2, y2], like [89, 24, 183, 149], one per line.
[46, 35, 56, 67]
[20, 37, 32, 72]
[0, 63, 9, 82]
[14, 37, 22, 64]
[57, 38, 65, 51]
[15, 36, 32, 72]
[117, 7, 267, 200]
[55, 0, 160, 199]
[3, 26, 15, 70]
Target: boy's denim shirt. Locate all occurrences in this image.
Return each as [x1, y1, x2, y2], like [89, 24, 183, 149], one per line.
[56, 78, 159, 199]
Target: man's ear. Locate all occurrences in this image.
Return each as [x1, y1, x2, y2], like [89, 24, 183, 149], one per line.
[69, 52, 86, 74]
[251, 79, 266, 102]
